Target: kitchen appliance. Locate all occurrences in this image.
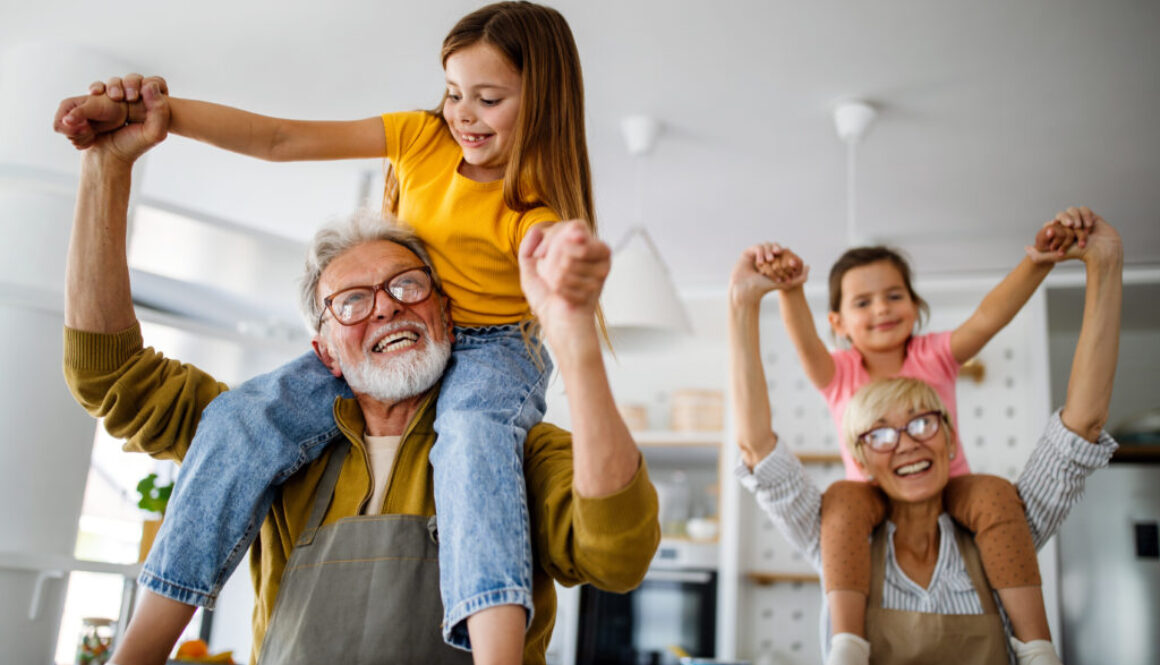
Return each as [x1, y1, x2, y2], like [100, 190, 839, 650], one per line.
[575, 540, 718, 665]
[1057, 454, 1159, 664]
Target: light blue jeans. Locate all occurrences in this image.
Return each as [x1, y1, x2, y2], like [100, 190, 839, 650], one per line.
[141, 324, 549, 651]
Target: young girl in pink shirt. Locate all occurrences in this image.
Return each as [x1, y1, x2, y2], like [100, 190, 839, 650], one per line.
[736, 211, 1087, 665]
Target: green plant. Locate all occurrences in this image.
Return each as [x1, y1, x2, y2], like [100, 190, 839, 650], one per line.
[136, 473, 174, 517]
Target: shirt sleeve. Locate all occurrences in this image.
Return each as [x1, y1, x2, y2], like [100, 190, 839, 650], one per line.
[912, 331, 960, 380]
[380, 110, 442, 165]
[734, 443, 824, 571]
[1016, 409, 1118, 549]
[820, 348, 856, 403]
[524, 423, 660, 591]
[62, 324, 229, 462]
[509, 206, 561, 258]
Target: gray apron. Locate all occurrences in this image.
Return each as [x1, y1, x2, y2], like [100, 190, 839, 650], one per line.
[865, 523, 1010, 665]
[258, 439, 473, 664]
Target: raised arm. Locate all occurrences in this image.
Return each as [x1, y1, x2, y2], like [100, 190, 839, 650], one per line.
[729, 245, 785, 468]
[518, 221, 640, 497]
[746, 243, 834, 389]
[65, 81, 169, 332]
[949, 207, 1096, 363]
[56, 74, 385, 161]
[1059, 217, 1123, 441]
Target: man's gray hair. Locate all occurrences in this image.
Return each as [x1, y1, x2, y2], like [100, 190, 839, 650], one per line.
[300, 209, 442, 331]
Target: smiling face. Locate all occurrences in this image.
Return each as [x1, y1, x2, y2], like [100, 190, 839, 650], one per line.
[442, 41, 523, 182]
[829, 260, 919, 354]
[857, 403, 955, 505]
[313, 240, 452, 404]
[845, 379, 957, 506]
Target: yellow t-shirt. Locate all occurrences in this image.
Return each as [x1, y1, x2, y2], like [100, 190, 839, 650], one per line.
[381, 111, 559, 326]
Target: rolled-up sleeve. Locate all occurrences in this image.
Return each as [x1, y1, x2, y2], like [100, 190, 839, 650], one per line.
[62, 324, 229, 462]
[525, 424, 660, 592]
[735, 444, 824, 570]
[1017, 409, 1118, 549]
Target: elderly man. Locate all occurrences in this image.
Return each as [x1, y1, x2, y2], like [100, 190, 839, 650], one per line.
[63, 82, 658, 665]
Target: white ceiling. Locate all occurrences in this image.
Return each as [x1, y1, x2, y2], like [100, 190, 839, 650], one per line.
[5, 0, 1159, 290]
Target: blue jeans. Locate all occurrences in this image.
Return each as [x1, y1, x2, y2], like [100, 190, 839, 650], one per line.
[140, 325, 549, 652]
[432, 325, 550, 648]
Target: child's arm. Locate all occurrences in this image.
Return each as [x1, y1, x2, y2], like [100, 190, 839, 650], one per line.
[949, 207, 1093, 364]
[56, 74, 386, 161]
[748, 243, 835, 390]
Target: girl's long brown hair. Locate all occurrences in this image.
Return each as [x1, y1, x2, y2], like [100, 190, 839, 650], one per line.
[385, 2, 608, 343]
[385, 1, 595, 233]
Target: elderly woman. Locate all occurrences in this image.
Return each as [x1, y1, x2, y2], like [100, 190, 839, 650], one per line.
[728, 219, 1122, 665]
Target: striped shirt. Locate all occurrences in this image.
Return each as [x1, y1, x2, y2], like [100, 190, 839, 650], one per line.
[735, 410, 1117, 658]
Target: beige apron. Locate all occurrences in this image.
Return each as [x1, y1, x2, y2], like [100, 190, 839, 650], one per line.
[866, 523, 1010, 665]
[257, 439, 473, 665]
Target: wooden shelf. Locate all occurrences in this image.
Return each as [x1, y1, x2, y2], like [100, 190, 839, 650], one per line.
[746, 571, 820, 586]
[632, 430, 722, 447]
[793, 450, 843, 464]
[1112, 445, 1160, 463]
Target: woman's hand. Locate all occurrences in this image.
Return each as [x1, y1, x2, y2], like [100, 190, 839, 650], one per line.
[1075, 214, 1123, 268]
[730, 242, 808, 308]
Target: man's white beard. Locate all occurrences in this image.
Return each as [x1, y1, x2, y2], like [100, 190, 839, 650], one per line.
[338, 324, 451, 403]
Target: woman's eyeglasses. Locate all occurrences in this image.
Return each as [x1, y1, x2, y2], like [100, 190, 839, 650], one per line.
[857, 411, 945, 453]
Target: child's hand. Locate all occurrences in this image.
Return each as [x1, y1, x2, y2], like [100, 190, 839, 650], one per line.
[1025, 206, 1096, 264]
[1031, 221, 1077, 258]
[54, 94, 130, 150]
[730, 242, 808, 307]
[755, 243, 806, 285]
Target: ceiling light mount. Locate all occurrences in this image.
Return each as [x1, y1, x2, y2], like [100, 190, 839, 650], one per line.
[621, 115, 663, 156]
[832, 100, 877, 144]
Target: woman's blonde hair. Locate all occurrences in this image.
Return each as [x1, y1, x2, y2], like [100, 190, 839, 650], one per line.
[842, 377, 956, 467]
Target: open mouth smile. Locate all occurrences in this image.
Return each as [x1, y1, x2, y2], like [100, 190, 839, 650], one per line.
[893, 460, 932, 477]
[458, 132, 493, 147]
[370, 328, 421, 354]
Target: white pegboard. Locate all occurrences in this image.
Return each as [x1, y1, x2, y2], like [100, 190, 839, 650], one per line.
[540, 286, 1053, 664]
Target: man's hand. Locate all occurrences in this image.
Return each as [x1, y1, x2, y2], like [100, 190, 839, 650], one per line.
[82, 80, 169, 165]
[518, 220, 610, 327]
[54, 73, 169, 150]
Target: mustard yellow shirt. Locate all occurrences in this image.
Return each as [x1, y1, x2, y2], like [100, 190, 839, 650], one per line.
[63, 325, 660, 665]
[382, 111, 558, 326]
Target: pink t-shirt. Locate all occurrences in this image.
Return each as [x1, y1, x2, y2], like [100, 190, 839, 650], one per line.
[821, 331, 971, 480]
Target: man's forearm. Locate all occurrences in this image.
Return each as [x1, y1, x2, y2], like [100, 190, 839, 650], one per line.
[64, 150, 137, 332]
[549, 312, 640, 497]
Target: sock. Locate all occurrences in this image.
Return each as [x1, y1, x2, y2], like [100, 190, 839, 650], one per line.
[1010, 637, 1062, 665]
[826, 632, 870, 665]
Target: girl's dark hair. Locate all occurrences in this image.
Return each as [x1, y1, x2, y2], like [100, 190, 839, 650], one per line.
[827, 246, 930, 325]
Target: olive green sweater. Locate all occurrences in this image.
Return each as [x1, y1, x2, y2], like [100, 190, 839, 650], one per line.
[63, 324, 660, 665]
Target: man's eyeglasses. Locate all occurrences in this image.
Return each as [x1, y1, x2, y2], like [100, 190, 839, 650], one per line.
[857, 411, 945, 453]
[318, 266, 436, 328]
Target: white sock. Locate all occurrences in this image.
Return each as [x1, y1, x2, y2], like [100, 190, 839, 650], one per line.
[826, 632, 870, 665]
[1010, 637, 1062, 665]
